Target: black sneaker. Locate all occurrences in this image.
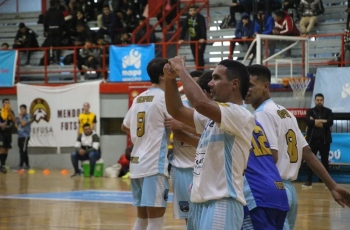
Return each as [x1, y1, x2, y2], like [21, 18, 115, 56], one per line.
[1, 166, 7, 174]
[301, 182, 312, 189]
[70, 172, 82, 178]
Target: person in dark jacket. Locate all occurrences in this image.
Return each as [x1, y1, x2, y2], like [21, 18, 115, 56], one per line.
[298, 0, 324, 35]
[229, 12, 255, 59]
[12, 23, 39, 66]
[303, 93, 333, 188]
[98, 4, 124, 42]
[179, 5, 207, 70]
[43, 0, 66, 64]
[254, 11, 275, 56]
[134, 16, 156, 44]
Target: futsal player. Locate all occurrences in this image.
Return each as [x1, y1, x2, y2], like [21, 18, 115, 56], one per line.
[245, 65, 350, 230]
[121, 58, 171, 230]
[164, 57, 255, 230]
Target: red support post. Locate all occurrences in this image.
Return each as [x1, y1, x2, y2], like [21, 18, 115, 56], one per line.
[73, 47, 77, 83]
[41, 0, 47, 14]
[44, 47, 48, 84]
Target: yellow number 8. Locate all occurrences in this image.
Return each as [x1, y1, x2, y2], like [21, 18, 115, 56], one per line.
[285, 129, 298, 163]
[137, 112, 146, 137]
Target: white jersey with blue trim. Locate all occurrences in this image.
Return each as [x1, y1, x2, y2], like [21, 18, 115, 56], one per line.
[254, 99, 308, 181]
[171, 98, 197, 169]
[191, 103, 255, 204]
[123, 88, 171, 179]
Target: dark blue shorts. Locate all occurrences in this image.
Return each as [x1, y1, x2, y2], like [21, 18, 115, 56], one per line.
[242, 207, 287, 230]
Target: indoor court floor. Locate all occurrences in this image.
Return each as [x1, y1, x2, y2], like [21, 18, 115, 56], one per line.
[0, 172, 350, 230]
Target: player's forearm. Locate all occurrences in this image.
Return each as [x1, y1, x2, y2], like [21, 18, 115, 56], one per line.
[178, 67, 210, 111]
[173, 130, 199, 147]
[165, 78, 183, 119]
[303, 146, 337, 190]
[180, 123, 199, 136]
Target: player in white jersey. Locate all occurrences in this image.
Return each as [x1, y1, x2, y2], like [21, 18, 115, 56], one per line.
[164, 57, 255, 230]
[245, 65, 350, 230]
[121, 58, 171, 230]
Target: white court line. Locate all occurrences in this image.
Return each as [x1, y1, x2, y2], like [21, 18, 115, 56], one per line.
[297, 210, 349, 217]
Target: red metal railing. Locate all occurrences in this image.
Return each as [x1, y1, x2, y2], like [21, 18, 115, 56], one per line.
[11, 33, 348, 84]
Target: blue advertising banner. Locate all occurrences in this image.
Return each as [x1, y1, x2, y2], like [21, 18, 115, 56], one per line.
[0, 50, 17, 87]
[109, 44, 155, 82]
[312, 67, 350, 112]
[324, 133, 350, 165]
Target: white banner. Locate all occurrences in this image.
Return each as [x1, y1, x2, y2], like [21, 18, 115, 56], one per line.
[17, 81, 101, 148]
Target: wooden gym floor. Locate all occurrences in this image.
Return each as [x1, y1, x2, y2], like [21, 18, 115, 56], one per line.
[0, 171, 350, 230]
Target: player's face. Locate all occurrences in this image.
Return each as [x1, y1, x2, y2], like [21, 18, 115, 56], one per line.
[83, 126, 92, 135]
[245, 75, 266, 108]
[314, 96, 324, 108]
[209, 65, 239, 102]
[83, 103, 90, 113]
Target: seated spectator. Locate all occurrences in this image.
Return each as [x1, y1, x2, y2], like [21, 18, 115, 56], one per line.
[96, 0, 119, 29]
[134, 16, 157, 44]
[71, 123, 101, 178]
[73, 22, 94, 46]
[118, 145, 132, 178]
[80, 0, 95, 21]
[229, 0, 246, 28]
[73, 10, 88, 29]
[77, 40, 102, 79]
[254, 10, 275, 55]
[124, 6, 138, 33]
[114, 32, 132, 45]
[298, 0, 324, 35]
[229, 13, 255, 59]
[283, 0, 301, 22]
[115, 0, 135, 21]
[1, 43, 9, 50]
[98, 4, 124, 42]
[271, 10, 300, 57]
[157, 0, 177, 31]
[12, 23, 39, 66]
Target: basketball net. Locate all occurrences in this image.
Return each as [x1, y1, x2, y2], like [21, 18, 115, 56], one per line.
[289, 77, 311, 99]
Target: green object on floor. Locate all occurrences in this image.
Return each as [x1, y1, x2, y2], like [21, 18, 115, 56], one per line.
[82, 159, 104, 178]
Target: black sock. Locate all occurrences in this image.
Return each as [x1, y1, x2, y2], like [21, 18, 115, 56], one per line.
[0, 154, 5, 166]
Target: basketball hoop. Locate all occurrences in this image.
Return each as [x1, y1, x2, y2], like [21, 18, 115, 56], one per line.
[289, 77, 311, 99]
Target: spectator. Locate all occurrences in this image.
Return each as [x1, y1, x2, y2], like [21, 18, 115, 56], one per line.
[73, 10, 88, 28]
[15, 104, 32, 171]
[80, 0, 95, 21]
[298, 0, 324, 35]
[179, 5, 207, 70]
[1, 43, 9, 50]
[12, 23, 39, 66]
[283, 0, 301, 22]
[157, 0, 178, 31]
[254, 10, 275, 55]
[271, 10, 300, 57]
[124, 6, 138, 33]
[96, 0, 119, 28]
[115, 0, 135, 21]
[229, 13, 255, 59]
[43, 0, 66, 64]
[228, 0, 246, 28]
[78, 102, 97, 135]
[77, 40, 102, 79]
[98, 4, 124, 42]
[118, 145, 132, 178]
[303, 93, 333, 188]
[134, 16, 156, 44]
[73, 23, 94, 46]
[71, 123, 101, 178]
[0, 99, 16, 174]
[114, 32, 132, 45]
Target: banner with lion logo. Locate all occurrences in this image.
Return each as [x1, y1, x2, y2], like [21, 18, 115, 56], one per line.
[17, 81, 101, 148]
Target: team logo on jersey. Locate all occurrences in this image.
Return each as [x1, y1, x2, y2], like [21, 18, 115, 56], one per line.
[341, 83, 350, 99]
[30, 98, 51, 123]
[164, 189, 169, 201]
[179, 201, 189, 212]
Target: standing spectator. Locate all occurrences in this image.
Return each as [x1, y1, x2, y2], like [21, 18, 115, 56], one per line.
[78, 102, 97, 135]
[229, 13, 255, 59]
[98, 4, 124, 42]
[1, 43, 9, 50]
[15, 104, 32, 171]
[303, 93, 333, 188]
[43, 0, 66, 64]
[12, 23, 39, 66]
[179, 5, 207, 70]
[298, 0, 324, 35]
[71, 123, 101, 178]
[271, 10, 300, 57]
[157, 0, 178, 31]
[0, 99, 16, 174]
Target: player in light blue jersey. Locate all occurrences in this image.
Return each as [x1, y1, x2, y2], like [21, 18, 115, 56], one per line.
[242, 120, 289, 230]
[245, 65, 350, 230]
[164, 57, 255, 230]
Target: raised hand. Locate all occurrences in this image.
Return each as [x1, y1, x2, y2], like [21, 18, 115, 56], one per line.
[163, 63, 178, 80]
[168, 56, 186, 73]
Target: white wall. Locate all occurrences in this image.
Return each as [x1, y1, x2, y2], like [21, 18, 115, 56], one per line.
[0, 0, 41, 13]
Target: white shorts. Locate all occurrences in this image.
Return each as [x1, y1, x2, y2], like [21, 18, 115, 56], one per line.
[131, 174, 169, 207]
[171, 166, 193, 219]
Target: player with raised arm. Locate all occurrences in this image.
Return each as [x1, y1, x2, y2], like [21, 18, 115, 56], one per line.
[164, 57, 255, 230]
[245, 65, 350, 230]
[121, 58, 170, 230]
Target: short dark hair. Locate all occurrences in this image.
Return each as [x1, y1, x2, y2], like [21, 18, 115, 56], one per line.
[274, 10, 286, 18]
[146, 58, 168, 84]
[1, 43, 9, 48]
[103, 4, 110, 9]
[246, 65, 272, 83]
[217, 59, 250, 99]
[189, 5, 197, 10]
[83, 123, 91, 128]
[198, 70, 213, 92]
[315, 93, 324, 99]
[20, 104, 27, 109]
[190, 70, 203, 78]
[2, 98, 9, 103]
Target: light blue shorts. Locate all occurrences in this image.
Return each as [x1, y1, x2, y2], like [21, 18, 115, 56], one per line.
[171, 166, 193, 219]
[187, 198, 244, 230]
[283, 180, 298, 230]
[131, 174, 169, 207]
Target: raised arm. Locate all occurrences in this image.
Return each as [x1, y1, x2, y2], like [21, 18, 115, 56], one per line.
[173, 129, 200, 147]
[167, 56, 222, 124]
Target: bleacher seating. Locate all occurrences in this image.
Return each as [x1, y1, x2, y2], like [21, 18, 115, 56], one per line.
[0, 0, 348, 83]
